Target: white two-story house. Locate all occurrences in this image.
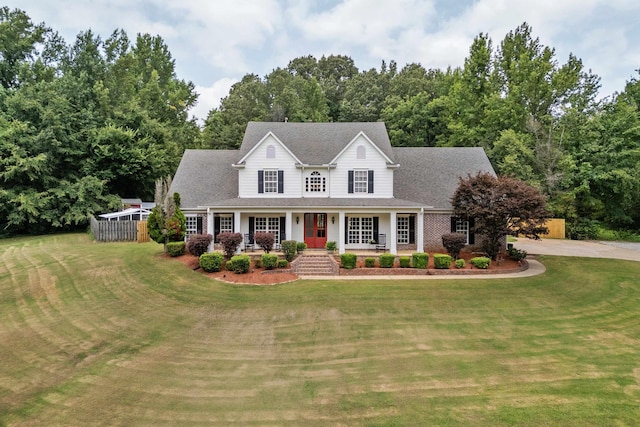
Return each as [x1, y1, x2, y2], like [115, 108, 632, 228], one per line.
[170, 121, 495, 254]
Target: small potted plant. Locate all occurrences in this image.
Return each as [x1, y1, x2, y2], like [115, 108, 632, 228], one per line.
[296, 241, 307, 254]
[325, 241, 337, 253]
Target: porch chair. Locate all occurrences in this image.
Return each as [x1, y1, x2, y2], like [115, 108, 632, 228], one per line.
[375, 234, 387, 252]
[244, 233, 254, 251]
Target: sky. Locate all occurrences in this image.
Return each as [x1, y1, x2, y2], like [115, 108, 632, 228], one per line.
[8, 0, 640, 122]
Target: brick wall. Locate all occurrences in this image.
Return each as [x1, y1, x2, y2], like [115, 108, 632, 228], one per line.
[423, 213, 451, 251]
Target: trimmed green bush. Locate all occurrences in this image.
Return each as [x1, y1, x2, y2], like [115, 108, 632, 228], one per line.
[325, 241, 337, 252]
[365, 257, 376, 268]
[166, 241, 185, 257]
[262, 253, 278, 270]
[199, 252, 223, 272]
[433, 254, 452, 269]
[399, 256, 411, 268]
[254, 258, 262, 268]
[455, 259, 466, 269]
[281, 240, 297, 261]
[470, 256, 491, 269]
[340, 253, 357, 269]
[230, 255, 250, 274]
[412, 253, 429, 269]
[507, 246, 527, 261]
[277, 259, 289, 268]
[296, 242, 307, 253]
[379, 253, 395, 268]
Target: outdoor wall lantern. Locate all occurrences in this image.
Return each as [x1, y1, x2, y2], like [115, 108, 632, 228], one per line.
[296, 216, 299, 224]
[331, 216, 335, 224]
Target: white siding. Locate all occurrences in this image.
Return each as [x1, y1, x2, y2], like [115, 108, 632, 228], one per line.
[238, 135, 302, 198]
[331, 135, 394, 198]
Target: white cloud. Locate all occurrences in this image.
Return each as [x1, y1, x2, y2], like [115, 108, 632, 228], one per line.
[192, 78, 238, 122]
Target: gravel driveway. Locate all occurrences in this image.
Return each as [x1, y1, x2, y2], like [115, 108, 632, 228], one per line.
[512, 238, 640, 262]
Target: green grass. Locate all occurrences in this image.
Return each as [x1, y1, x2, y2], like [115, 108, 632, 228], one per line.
[1, 233, 640, 425]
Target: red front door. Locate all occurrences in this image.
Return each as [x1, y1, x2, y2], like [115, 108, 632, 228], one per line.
[304, 213, 327, 249]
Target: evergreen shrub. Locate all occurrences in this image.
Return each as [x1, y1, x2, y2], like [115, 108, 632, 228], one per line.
[230, 255, 250, 273]
[455, 259, 466, 269]
[433, 254, 452, 269]
[379, 253, 395, 268]
[262, 253, 278, 270]
[365, 257, 376, 268]
[399, 256, 411, 268]
[277, 259, 289, 268]
[412, 253, 429, 269]
[166, 241, 185, 257]
[340, 253, 357, 269]
[199, 252, 223, 272]
[281, 240, 297, 261]
[470, 256, 491, 269]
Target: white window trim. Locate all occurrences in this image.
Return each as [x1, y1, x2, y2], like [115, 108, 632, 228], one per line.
[397, 215, 409, 244]
[353, 169, 368, 193]
[263, 169, 278, 193]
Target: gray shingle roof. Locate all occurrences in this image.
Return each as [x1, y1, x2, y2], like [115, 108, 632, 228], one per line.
[171, 124, 496, 211]
[238, 121, 395, 165]
[170, 149, 238, 208]
[392, 147, 495, 209]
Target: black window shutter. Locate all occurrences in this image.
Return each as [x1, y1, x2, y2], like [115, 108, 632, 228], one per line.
[196, 216, 203, 234]
[249, 216, 255, 243]
[278, 170, 284, 193]
[373, 217, 379, 243]
[409, 215, 415, 244]
[450, 216, 457, 232]
[344, 216, 349, 244]
[348, 170, 354, 193]
[258, 170, 264, 194]
[280, 217, 286, 241]
[368, 170, 374, 193]
[214, 216, 221, 242]
[469, 218, 475, 244]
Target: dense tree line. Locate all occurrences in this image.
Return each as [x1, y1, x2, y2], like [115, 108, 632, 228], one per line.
[2, 7, 638, 236]
[204, 23, 640, 234]
[0, 8, 199, 235]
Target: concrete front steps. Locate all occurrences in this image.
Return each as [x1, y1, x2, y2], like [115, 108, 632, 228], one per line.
[291, 254, 339, 276]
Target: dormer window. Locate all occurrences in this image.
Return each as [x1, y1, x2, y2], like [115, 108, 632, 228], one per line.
[266, 145, 275, 159]
[356, 145, 366, 159]
[348, 169, 374, 194]
[305, 171, 326, 192]
[258, 169, 284, 193]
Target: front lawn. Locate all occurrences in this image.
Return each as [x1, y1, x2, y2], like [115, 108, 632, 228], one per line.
[1, 233, 639, 425]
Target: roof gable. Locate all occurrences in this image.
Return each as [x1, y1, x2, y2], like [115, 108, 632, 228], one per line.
[239, 122, 395, 165]
[329, 130, 396, 165]
[235, 131, 302, 166]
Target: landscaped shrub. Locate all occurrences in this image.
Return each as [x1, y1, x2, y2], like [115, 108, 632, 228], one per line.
[217, 232, 243, 259]
[379, 253, 395, 268]
[254, 258, 262, 268]
[166, 241, 185, 257]
[277, 259, 289, 268]
[412, 253, 429, 269]
[296, 242, 307, 253]
[255, 232, 275, 253]
[470, 256, 491, 269]
[365, 257, 376, 268]
[433, 254, 452, 269]
[186, 234, 213, 257]
[567, 218, 599, 240]
[230, 255, 250, 273]
[325, 241, 337, 252]
[455, 259, 466, 269]
[340, 253, 357, 269]
[441, 233, 467, 259]
[507, 246, 527, 261]
[399, 256, 411, 268]
[281, 240, 297, 261]
[199, 252, 223, 272]
[262, 253, 278, 270]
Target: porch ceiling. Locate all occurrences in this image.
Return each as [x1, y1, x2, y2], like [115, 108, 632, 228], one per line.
[200, 197, 425, 210]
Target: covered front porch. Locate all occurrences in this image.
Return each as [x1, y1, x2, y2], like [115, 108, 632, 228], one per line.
[205, 207, 425, 255]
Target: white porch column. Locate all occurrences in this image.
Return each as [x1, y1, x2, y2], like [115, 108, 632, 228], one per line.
[285, 211, 292, 242]
[390, 211, 397, 255]
[207, 209, 215, 252]
[234, 211, 242, 254]
[338, 211, 346, 254]
[417, 209, 424, 253]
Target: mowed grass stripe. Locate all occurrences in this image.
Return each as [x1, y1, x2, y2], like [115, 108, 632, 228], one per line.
[1, 234, 639, 425]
